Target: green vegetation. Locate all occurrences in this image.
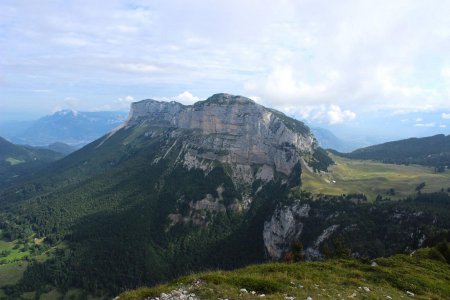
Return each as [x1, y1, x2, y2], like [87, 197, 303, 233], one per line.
[305, 147, 334, 172]
[120, 245, 450, 300]
[266, 108, 311, 136]
[4, 158, 25, 166]
[0, 125, 449, 298]
[301, 154, 450, 201]
[0, 126, 292, 298]
[333, 134, 450, 170]
[0, 232, 54, 297]
[0, 238, 32, 264]
[0, 136, 63, 187]
[0, 261, 28, 287]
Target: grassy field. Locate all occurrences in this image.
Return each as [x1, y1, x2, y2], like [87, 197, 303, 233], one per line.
[0, 239, 31, 262]
[5, 157, 25, 166]
[0, 261, 28, 286]
[119, 247, 450, 300]
[0, 240, 100, 300]
[301, 154, 450, 201]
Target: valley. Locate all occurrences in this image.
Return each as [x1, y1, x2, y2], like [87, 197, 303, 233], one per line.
[301, 154, 450, 201]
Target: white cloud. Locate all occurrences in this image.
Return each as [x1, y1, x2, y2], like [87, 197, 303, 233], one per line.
[111, 25, 139, 34]
[442, 113, 450, 119]
[63, 97, 80, 109]
[53, 36, 89, 47]
[442, 67, 450, 78]
[414, 123, 435, 127]
[51, 106, 63, 113]
[440, 124, 447, 128]
[326, 105, 356, 124]
[244, 65, 356, 124]
[2, 0, 450, 122]
[91, 96, 135, 111]
[118, 95, 134, 104]
[244, 65, 338, 106]
[32, 89, 52, 93]
[172, 91, 199, 104]
[272, 104, 356, 125]
[248, 95, 261, 102]
[152, 91, 201, 105]
[115, 63, 162, 73]
[415, 117, 423, 122]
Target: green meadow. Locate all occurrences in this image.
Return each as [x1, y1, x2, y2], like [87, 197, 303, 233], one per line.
[120, 246, 450, 300]
[301, 154, 450, 201]
[0, 239, 31, 262]
[4, 157, 25, 166]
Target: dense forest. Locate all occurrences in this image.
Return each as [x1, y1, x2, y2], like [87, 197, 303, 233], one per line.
[332, 134, 450, 170]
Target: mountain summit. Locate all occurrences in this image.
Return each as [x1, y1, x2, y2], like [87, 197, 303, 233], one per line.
[105, 93, 319, 191]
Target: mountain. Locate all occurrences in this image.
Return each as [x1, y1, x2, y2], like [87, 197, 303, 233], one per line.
[0, 110, 127, 146]
[0, 94, 448, 299]
[333, 134, 450, 170]
[310, 127, 349, 152]
[0, 94, 327, 297]
[311, 127, 377, 152]
[0, 136, 63, 186]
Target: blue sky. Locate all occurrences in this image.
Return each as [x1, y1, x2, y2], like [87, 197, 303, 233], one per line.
[0, 0, 449, 140]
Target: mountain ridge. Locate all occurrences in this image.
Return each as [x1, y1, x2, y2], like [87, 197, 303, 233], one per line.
[0, 110, 127, 146]
[105, 93, 320, 184]
[0, 136, 63, 182]
[333, 134, 450, 169]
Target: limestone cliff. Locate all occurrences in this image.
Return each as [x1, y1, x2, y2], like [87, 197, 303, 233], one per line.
[263, 202, 310, 259]
[124, 93, 317, 188]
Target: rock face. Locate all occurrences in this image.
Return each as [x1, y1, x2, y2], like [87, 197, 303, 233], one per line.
[124, 93, 317, 186]
[263, 201, 310, 259]
[304, 224, 340, 259]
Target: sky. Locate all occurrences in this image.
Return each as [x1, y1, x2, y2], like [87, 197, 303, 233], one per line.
[0, 0, 449, 140]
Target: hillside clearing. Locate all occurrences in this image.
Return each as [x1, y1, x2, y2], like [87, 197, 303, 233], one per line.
[301, 154, 450, 201]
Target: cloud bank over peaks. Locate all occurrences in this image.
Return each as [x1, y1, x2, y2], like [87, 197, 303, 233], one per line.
[245, 65, 356, 124]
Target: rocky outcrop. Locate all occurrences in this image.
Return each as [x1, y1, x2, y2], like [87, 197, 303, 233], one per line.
[263, 201, 310, 259]
[262, 193, 446, 261]
[304, 224, 340, 259]
[124, 93, 317, 185]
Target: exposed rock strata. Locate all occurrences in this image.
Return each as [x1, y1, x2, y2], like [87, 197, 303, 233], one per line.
[124, 93, 316, 185]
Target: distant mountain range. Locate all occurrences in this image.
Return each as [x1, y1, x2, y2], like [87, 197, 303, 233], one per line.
[333, 134, 450, 170]
[0, 110, 127, 146]
[311, 127, 382, 152]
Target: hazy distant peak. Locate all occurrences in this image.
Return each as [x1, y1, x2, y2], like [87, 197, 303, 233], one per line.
[53, 109, 79, 117]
